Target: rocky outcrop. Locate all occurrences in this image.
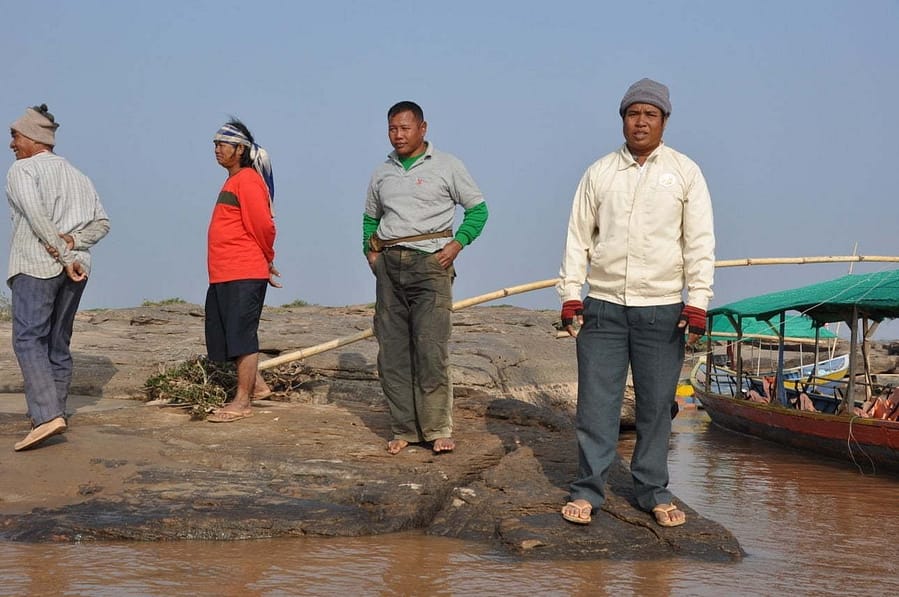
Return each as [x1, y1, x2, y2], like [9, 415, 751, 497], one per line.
[0, 304, 739, 561]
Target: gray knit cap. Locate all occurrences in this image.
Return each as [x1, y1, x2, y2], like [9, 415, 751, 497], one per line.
[619, 78, 671, 117]
[10, 104, 59, 146]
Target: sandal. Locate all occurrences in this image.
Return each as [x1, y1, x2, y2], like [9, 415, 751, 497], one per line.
[561, 500, 592, 525]
[207, 410, 253, 423]
[652, 503, 686, 527]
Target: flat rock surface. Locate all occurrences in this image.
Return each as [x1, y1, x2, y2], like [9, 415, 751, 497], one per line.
[0, 304, 742, 561]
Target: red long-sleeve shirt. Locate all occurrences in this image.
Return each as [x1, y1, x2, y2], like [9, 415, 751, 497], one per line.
[207, 168, 275, 283]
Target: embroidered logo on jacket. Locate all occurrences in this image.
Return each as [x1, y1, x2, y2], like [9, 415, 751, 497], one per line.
[658, 173, 676, 187]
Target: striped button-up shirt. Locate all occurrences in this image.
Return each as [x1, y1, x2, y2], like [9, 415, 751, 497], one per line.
[6, 151, 110, 282]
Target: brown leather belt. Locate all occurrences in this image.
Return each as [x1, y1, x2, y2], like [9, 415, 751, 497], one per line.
[369, 229, 452, 252]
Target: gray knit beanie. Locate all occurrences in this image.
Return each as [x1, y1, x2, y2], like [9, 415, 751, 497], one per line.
[619, 78, 671, 117]
[10, 104, 59, 146]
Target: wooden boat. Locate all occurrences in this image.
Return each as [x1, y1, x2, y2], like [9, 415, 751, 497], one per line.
[780, 353, 849, 384]
[691, 269, 899, 474]
[700, 353, 849, 393]
[692, 358, 847, 410]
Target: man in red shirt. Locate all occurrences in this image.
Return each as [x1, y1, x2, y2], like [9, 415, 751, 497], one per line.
[205, 119, 279, 423]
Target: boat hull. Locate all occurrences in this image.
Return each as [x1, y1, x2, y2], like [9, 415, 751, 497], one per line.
[694, 389, 899, 474]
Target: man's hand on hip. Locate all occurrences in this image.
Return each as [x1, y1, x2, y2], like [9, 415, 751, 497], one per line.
[367, 251, 380, 272]
[435, 240, 462, 269]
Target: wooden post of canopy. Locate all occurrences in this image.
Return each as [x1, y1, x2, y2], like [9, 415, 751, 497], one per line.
[862, 316, 872, 402]
[843, 306, 859, 413]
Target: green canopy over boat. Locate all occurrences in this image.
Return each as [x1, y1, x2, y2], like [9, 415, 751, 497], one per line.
[706, 314, 837, 343]
[708, 268, 899, 325]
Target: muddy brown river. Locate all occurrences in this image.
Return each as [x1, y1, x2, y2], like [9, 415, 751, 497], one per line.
[2, 409, 896, 596]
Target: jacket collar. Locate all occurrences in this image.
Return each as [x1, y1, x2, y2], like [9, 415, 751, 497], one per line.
[616, 141, 665, 170]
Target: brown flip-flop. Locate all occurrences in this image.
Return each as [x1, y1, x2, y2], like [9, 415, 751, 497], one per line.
[207, 410, 253, 423]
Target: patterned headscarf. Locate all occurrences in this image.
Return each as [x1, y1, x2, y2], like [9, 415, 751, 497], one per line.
[213, 123, 275, 201]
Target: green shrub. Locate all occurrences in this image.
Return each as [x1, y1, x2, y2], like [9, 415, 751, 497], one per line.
[280, 299, 310, 308]
[142, 297, 187, 307]
[0, 291, 10, 322]
[143, 357, 235, 419]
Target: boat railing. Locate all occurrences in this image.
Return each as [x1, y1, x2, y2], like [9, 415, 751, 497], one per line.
[697, 365, 838, 410]
[695, 361, 742, 397]
[699, 362, 896, 416]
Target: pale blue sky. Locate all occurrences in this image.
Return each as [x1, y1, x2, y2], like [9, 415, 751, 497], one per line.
[2, 1, 898, 334]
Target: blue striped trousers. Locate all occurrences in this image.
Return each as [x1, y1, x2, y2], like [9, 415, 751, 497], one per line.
[10, 272, 86, 426]
[570, 298, 685, 512]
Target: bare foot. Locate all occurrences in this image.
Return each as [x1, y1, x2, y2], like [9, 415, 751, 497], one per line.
[253, 372, 273, 400]
[432, 437, 455, 453]
[387, 439, 409, 455]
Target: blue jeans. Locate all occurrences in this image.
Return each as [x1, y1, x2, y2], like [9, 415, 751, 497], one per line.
[10, 272, 86, 426]
[570, 298, 684, 512]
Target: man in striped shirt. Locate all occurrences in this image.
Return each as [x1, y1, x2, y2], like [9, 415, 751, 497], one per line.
[6, 104, 110, 451]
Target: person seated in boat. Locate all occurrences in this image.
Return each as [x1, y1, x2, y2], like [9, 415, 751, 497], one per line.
[789, 392, 817, 412]
[854, 387, 899, 420]
[854, 398, 877, 417]
[744, 375, 775, 404]
[889, 389, 899, 421]
[745, 388, 768, 403]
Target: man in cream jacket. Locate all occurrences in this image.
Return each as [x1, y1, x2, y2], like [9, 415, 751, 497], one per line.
[557, 78, 715, 528]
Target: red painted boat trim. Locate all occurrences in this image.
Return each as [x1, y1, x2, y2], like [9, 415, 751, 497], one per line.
[695, 389, 899, 473]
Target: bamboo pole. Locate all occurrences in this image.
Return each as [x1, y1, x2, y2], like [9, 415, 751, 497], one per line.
[450, 279, 556, 310]
[259, 255, 899, 370]
[259, 329, 374, 370]
[259, 279, 557, 370]
[715, 255, 899, 268]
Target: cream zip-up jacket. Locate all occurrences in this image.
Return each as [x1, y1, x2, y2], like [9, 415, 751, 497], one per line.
[557, 142, 715, 310]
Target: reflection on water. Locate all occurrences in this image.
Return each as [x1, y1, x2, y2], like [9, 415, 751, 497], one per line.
[0, 536, 683, 597]
[2, 410, 897, 596]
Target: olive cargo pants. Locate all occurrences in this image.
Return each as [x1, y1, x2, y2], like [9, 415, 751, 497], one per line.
[373, 248, 455, 443]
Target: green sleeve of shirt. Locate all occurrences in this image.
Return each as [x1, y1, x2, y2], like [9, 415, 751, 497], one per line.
[362, 213, 380, 255]
[454, 201, 488, 247]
